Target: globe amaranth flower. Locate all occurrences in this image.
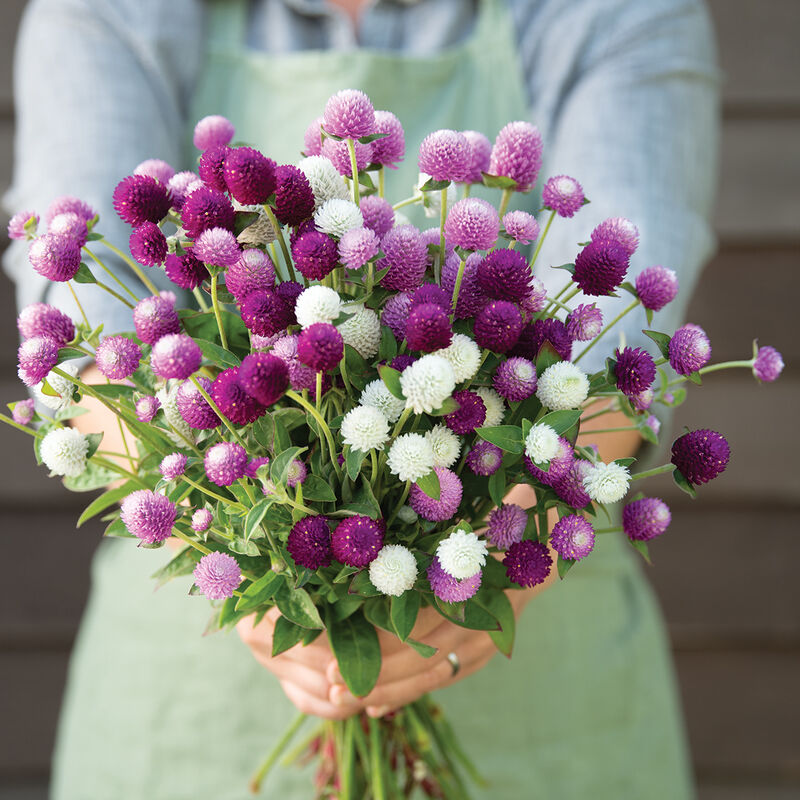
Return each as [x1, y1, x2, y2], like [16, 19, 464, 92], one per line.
[466, 440, 503, 476]
[671, 429, 730, 486]
[550, 515, 595, 561]
[524, 422, 560, 464]
[381, 292, 413, 341]
[475, 387, 505, 427]
[12, 398, 35, 426]
[28, 233, 81, 281]
[225, 249, 275, 300]
[437, 333, 481, 383]
[377, 224, 428, 292]
[573, 238, 630, 296]
[165, 250, 209, 290]
[473, 301, 523, 354]
[181, 185, 235, 239]
[369, 544, 417, 597]
[411, 284, 450, 312]
[341, 405, 390, 452]
[296, 155, 350, 208]
[566, 304, 603, 342]
[193, 114, 235, 150]
[193, 552, 242, 600]
[321, 137, 373, 178]
[502, 210, 539, 245]
[436, 529, 487, 579]
[175, 376, 219, 429]
[536, 361, 589, 410]
[194, 227, 241, 267]
[338, 303, 381, 359]
[323, 89, 375, 139]
[288, 516, 332, 570]
[150, 334, 202, 380]
[17, 303, 74, 346]
[494, 357, 537, 401]
[198, 144, 231, 192]
[361, 379, 405, 424]
[630, 387, 655, 411]
[503, 540, 552, 588]
[582, 461, 631, 504]
[359, 194, 394, 238]
[409, 467, 463, 522]
[238, 352, 289, 406]
[314, 198, 363, 238]
[270, 164, 316, 225]
[645, 414, 661, 436]
[18, 336, 59, 386]
[303, 116, 324, 156]
[204, 441, 248, 486]
[95, 336, 142, 380]
[370, 110, 405, 167]
[444, 390, 486, 435]
[40, 427, 89, 477]
[405, 303, 453, 353]
[511, 318, 573, 362]
[477, 248, 532, 304]
[427, 555, 481, 602]
[524, 437, 574, 486]
[224, 146, 276, 205]
[244, 456, 270, 479]
[294, 286, 342, 331]
[332, 515, 384, 567]
[591, 217, 639, 257]
[297, 323, 343, 371]
[635, 265, 679, 311]
[134, 157, 174, 185]
[418, 129, 470, 182]
[487, 503, 527, 549]
[542, 175, 585, 217]
[159, 452, 188, 481]
[211, 368, 266, 425]
[45, 195, 95, 225]
[33, 362, 78, 412]
[133, 294, 181, 345]
[521, 277, 548, 316]
[669, 323, 711, 375]
[190, 508, 213, 533]
[286, 459, 307, 488]
[399, 354, 456, 414]
[488, 121, 543, 192]
[120, 490, 178, 543]
[622, 497, 671, 541]
[753, 345, 784, 382]
[442, 251, 487, 319]
[387, 433, 435, 483]
[127, 221, 167, 267]
[425, 424, 461, 469]
[338, 227, 379, 270]
[460, 129, 492, 184]
[8, 209, 38, 240]
[444, 198, 500, 251]
[134, 395, 160, 424]
[552, 459, 592, 509]
[614, 347, 656, 396]
[167, 171, 201, 210]
[240, 289, 294, 338]
[113, 174, 172, 226]
[49, 212, 88, 246]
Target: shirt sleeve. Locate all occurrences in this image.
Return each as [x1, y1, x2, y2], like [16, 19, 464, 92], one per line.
[2, 0, 203, 333]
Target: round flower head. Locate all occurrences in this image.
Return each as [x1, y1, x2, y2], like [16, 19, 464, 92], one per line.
[120, 490, 178, 543]
[381, 292, 413, 340]
[338, 226, 379, 271]
[361, 380, 405, 423]
[387, 433, 435, 483]
[566, 304, 603, 342]
[512, 318, 573, 362]
[95, 336, 142, 380]
[582, 461, 631, 504]
[112, 174, 171, 226]
[128, 221, 167, 267]
[753, 345, 784, 382]
[286, 459, 308, 489]
[45, 195, 95, 225]
[18, 336, 59, 386]
[296, 156, 350, 207]
[194, 114, 235, 150]
[132, 294, 180, 345]
[494, 357, 537, 401]
[409, 467, 463, 522]
[437, 333, 481, 383]
[224, 146, 276, 205]
[591, 217, 639, 257]
[400, 354, 456, 414]
[238, 352, 289, 406]
[550, 515, 595, 561]
[175, 376, 218, 429]
[240, 289, 294, 338]
[159, 452, 187, 481]
[150, 334, 202, 380]
[271, 164, 316, 225]
[542, 175, 585, 217]
[40, 427, 89, 477]
[314, 198, 363, 238]
[418, 129, 470, 182]
[288, 516, 332, 570]
[466, 440, 503, 476]
[536, 361, 589, 410]
[425, 424, 461, 469]
[524, 422, 560, 464]
[669, 324, 711, 376]
[321, 137, 373, 178]
[442, 251, 487, 319]
[303, 116, 324, 156]
[28, 233, 81, 282]
[181, 185, 235, 239]
[193, 552, 242, 600]
[135, 395, 161, 423]
[297, 322, 343, 371]
[8, 209, 39, 240]
[33, 362, 79, 412]
[477, 248, 532, 304]
[488, 121, 543, 192]
[503, 540, 552, 588]
[473, 301, 523, 353]
[671, 429, 730, 486]
[167, 171, 201, 209]
[444, 390, 486, 435]
[645, 414, 661, 436]
[198, 144, 230, 192]
[475, 387, 505, 427]
[487, 503, 527, 549]
[194, 227, 240, 267]
[341, 405, 390, 452]
[17, 303, 74, 346]
[635, 265, 679, 311]
[49, 212, 88, 246]
[436, 529, 487, 580]
[378, 224, 428, 291]
[411, 284, 450, 312]
[389, 353, 417, 372]
[157, 383, 195, 445]
[323, 89, 375, 139]
[502, 210, 539, 245]
[12, 398, 35, 426]
[369, 545, 417, 597]
[225, 249, 275, 300]
[245, 457, 270, 479]
[339, 304, 381, 359]
[521, 277, 548, 315]
[623, 497, 671, 542]
[360, 194, 395, 238]
[444, 198, 500, 251]
[427, 555, 482, 602]
[191, 508, 213, 533]
[134, 158, 174, 186]
[614, 347, 656, 396]
[165, 250, 209, 290]
[573, 238, 630, 296]
[405, 303, 452, 353]
[210, 368, 266, 425]
[370, 110, 405, 167]
[460, 129, 492, 184]
[524, 436, 574, 486]
[332, 515, 384, 567]
[552, 458, 592, 509]
[204, 441, 248, 486]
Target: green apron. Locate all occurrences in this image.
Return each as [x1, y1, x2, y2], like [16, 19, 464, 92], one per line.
[51, 1, 693, 797]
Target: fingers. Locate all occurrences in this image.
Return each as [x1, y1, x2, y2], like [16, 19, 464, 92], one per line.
[280, 680, 360, 721]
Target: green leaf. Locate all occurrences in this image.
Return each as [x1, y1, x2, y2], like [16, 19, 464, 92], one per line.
[89, 383, 134, 399]
[345, 447, 367, 481]
[244, 498, 273, 541]
[150, 546, 200, 589]
[194, 338, 241, 368]
[481, 172, 518, 190]
[643, 330, 672, 360]
[362, 595, 393, 631]
[406, 638, 438, 658]
[271, 446, 306, 487]
[229, 537, 262, 557]
[252, 414, 276, 452]
[628, 538, 652, 565]
[433, 597, 501, 631]
[85, 432, 103, 459]
[352, 476, 382, 520]
[429, 397, 459, 416]
[63, 461, 117, 492]
[378, 365, 404, 400]
[419, 177, 451, 192]
[275, 582, 324, 629]
[331, 593, 364, 622]
[236, 570, 284, 612]
[219, 595, 252, 629]
[301, 475, 337, 503]
[619, 281, 638, 298]
[358, 131, 391, 144]
[271, 615, 306, 657]
[474, 425, 524, 453]
[349, 569, 382, 597]
[326, 610, 381, 697]
[333, 564, 360, 584]
[672, 468, 697, 499]
[343, 344, 370, 391]
[557, 555, 576, 580]
[538, 409, 582, 436]
[615, 457, 637, 468]
[57, 346, 91, 364]
[535, 342, 562, 375]
[415, 469, 440, 501]
[474, 589, 515, 657]
[379, 325, 398, 362]
[488, 467, 506, 507]
[390, 590, 420, 642]
[72, 263, 97, 284]
[77, 481, 137, 527]
[104, 517, 133, 538]
[687, 370, 702, 386]
[551, 262, 576, 275]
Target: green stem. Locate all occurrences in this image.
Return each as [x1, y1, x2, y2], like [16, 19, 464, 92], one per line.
[0, 412, 42, 437]
[285, 390, 341, 479]
[594, 526, 623, 534]
[528, 209, 556, 270]
[180, 474, 245, 509]
[463, 183, 472, 199]
[588, 426, 639, 434]
[82, 247, 140, 301]
[67, 281, 90, 328]
[368, 717, 387, 800]
[347, 139, 361, 206]
[497, 187, 513, 219]
[631, 463, 675, 481]
[209, 274, 229, 351]
[192, 286, 210, 312]
[439, 187, 448, 278]
[378, 167, 385, 199]
[188, 375, 247, 449]
[249, 713, 307, 794]
[574, 299, 639, 364]
[386, 481, 411, 527]
[392, 195, 422, 211]
[391, 407, 413, 439]
[171, 527, 212, 555]
[450, 258, 466, 321]
[91, 456, 148, 489]
[315, 371, 323, 417]
[262, 206, 295, 282]
[94, 279, 136, 309]
[667, 359, 756, 387]
[340, 716, 355, 800]
[97, 239, 160, 295]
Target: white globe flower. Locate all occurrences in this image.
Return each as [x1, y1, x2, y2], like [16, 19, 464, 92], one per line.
[475, 387, 505, 427]
[387, 433, 435, 482]
[436, 333, 481, 383]
[393, 211, 412, 227]
[296, 155, 349, 207]
[536, 361, 590, 410]
[426, 424, 461, 468]
[340, 405, 390, 452]
[582, 461, 631, 504]
[360, 379, 405, 423]
[294, 285, 342, 328]
[369, 544, 418, 596]
[314, 198, 364, 238]
[157, 381, 195, 446]
[524, 423, 560, 464]
[339, 303, 381, 359]
[40, 427, 89, 477]
[396, 505, 418, 524]
[399, 354, 456, 414]
[435, 529, 488, 580]
[34, 362, 79, 411]
[416, 172, 458, 219]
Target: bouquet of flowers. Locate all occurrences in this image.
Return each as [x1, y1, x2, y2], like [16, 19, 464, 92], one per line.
[4, 89, 784, 798]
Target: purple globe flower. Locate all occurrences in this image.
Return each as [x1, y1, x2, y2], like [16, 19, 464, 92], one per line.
[181, 185, 235, 239]
[273, 164, 316, 226]
[193, 115, 235, 150]
[292, 230, 339, 281]
[12, 398, 35, 426]
[323, 89, 375, 139]
[297, 323, 343, 372]
[238, 353, 289, 406]
[288, 516, 332, 570]
[622, 497, 671, 542]
[133, 294, 181, 345]
[503, 540, 552, 588]
[444, 390, 486, 435]
[573, 238, 630, 296]
[477, 248, 532, 303]
[275, 282, 303, 326]
[150, 334, 202, 380]
[194, 227, 241, 267]
[360, 195, 394, 238]
[669, 324, 711, 376]
[591, 217, 639, 257]
[550, 515, 595, 561]
[411, 284, 451, 312]
[321, 137, 373, 178]
[164, 251, 209, 290]
[566, 304, 603, 342]
[225, 249, 275, 300]
[120, 490, 178, 543]
[390, 354, 416, 372]
[460, 130, 492, 184]
[113, 174, 171, 226]
[370, 110, 405, 166]
[167, 171, 201, 210]
[129, 221, 168, 267]
[753, 345, 784, 382]
[427, 555, 481, 602]
[332, 515, 384, 568]
[28, 233, 81, 282]
[204, 441, 248, 486]
[473, 301, 523, 353]
[17, 336, 59, 387]
[671, 429, 730, 486]
[134, 158, 175, 186]
[191, 508, 213, 533]
[493, 357, 537, 401]
[614, 347, 656, 396]
[442, 251, 487, 319]
[17, 303, 74, 346]
[502, 210, 539, 245]
[240, 289, 294, 338]
[49, 212, 88, 247]
[224, 146, 277, 205]
[302, 116, 324, 156]
[193, 552, 242, 600]
[635, 265, 679, 312]
[405, 304, 453, 353]
[631, 387, 655, 411]
[381, 292, 413, 340]
[211, 368, 266, 426]
[418, 129, 471, 182]
[135, 395, 161, 423]
[45, 195, 95, 225]
[95, 336, 142, 380]
[8, 209, 38, 240]
[521, 277, 548, 316]
[245, 456, 269, 479]
[466, 441, 504, 476]
[338, 227, 379, 270]
[551, 459, 592, 509]
[487, 503, 527, 549]
[176, 376, 219, 429]
[409, 467, 463, 522]
[444, 198, 500, 251]
[542, 175, 585, 217]
[159, 452, 188, 481]
[524, 438, 574, 486]
[198, 144, 231, 192]
[488, 121, 543, 192]
[511, 318, 572, 361]
[378, 225, 428, 291]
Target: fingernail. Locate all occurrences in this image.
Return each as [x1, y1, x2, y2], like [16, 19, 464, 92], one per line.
[367, 705, 390, 718]
[331, 686, 359, 707]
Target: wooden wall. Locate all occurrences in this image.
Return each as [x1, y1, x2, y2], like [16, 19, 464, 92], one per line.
[0, 1, 797, 797]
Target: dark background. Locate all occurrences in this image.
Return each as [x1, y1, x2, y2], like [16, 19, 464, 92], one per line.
[0, 1, 798, 798]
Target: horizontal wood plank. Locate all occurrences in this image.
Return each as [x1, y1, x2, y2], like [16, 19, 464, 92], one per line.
[699, 785, 800, 800]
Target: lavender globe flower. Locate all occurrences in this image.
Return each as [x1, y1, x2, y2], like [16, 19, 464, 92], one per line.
[381, 292, 413, 340]
[198, 144, 231, 192]
[176, 376, 219, 430]
[159, 452, 188, 481]
[494, 357, 537, 401]
[573, 238, 630, 296]
[12, 398, 35, 426]
[225, 249, 275, 300]
[17, 336, 59, 387]
[614, 347, 656, 396]
[635, 265, 679, 311]
[224, 146, 276, 205]
[409, 467, 463, 522]
[669, 323, 711, 375]
[323, 89, 375, 139]
[332, 515, 384, 568]
[238, 353, 289, 406]
[405, 303, 453, 353]
[49, 212, 88, 246]
[338, 227, 379, 270]
[165, 251, 209, 290]
[194, 227, 240, 267]
[427, 556, 481, 602]
[211, 368, 266, 425]
[477, 248, 532, 304]
[297, 323, 343, 372]
[181, 186, 235, 239]
[418, 129, 470, 182]
[28, 233, 81, 282]
[292, 230, 339, 281]
[245, 457, 269, 479]
[133, 294, 181, 345]
[191, 508, 213, 533]
[444, 198, 500, 251]
[645, 415, 661, 436]
[129, 221, 168, 267]
[135, 395, 161, 423]
[671, 429, 730, 486]
[193, 552, 242, 600]
[622, 497, 672, 542]
[591, 217, 639, 256]
[45, 195, 95, 225]
[524, 437, 574, 486]
[487, 503, 527, 549]
[503, 540, 552, 588]
[550, 515, 595, 561]
[120, 490, 178, 543]
[442, 251, 487, 319]
[488, 121, 543, 192]
[240, 289, 294, 338]
[566, 304, 603, 342]
[112, 174, 171, 227]
[460, 129, 492, 184]
[753, 345, 784, 382]
[466, 441, 503, 476]
[542, 175, 585, 217]
[377, 225, 428, 291]
[473, 301, 523, 353]
[521, 277, 548, 316]
[8, 209, 38, 240]
[288, 516, 332, 570]
[502, 210, 539, 245]
[321, 137, 373, 178]
[150, 334, 202, 380]
[552, 459, 592, 509]
[194, 114, 235, 150]
[370, 110, 405, 166]
[17, 303, 74, 346]
[204, 441, 248, 486]
[95, 336, 142, 380]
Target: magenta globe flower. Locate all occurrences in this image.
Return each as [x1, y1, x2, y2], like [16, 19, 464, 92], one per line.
[129, 222, 168, 267]
[297, 323, 344, 372]
[224, 146, 277, 205]
[573, 238, 630, 296]
[238, 353, 289, 406]
[591, 217, 639, 256]
[753, 346, 784, 382]
[614, 347, 656, 396]
[418, 129, 471, 183]
[493, 357, 537, 401]
[288, 516, 332, 570]
[176, 376, 219, 430]
[332, 515, 384, 568]
[377, 225, 428, 291]
[181, 185, 235, 239]
[460, 130, 492, 184]
[120, 490, 178, 543]
[113, 174, 171, 226]
[444, 390, 486, 435]
[409, 468, 463, 522]
[635, 265, 679, 311]
[165, 251, 209, 291]
[292, 231, 339, 281]
[95, 336, 142, 380]
[502, 210, 539, 245]
[622, 497, 671, 541]
[473, 301, 523, 354]
[17, 335, 59, 387]
[360, 195, 394, 238]
[150, 334, 202, 380]
[669, 324, 711, 375]
[198, 144, 231, 192]
[487, 503, 527, 549]
[17, 303, 74, 346]
[488, 121, 543, 192]
[204, 441, 248, 486]
[550, 515, 595, 561]
[503, 540, 552, 587]
[405, 303, 453, 353]
[240, 289, 294, 338]
[671, 429, 730, 486]
[442, 251, 487, 319]
[477, 248, 532, 303]
[273, 164, 315, 226]
[211, 368, 266, 425]
[45, 195, 95, 225]
[542, 175, 585, 217]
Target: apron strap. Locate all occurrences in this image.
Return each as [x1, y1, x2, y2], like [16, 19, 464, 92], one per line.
[205, 0, 249, 50]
